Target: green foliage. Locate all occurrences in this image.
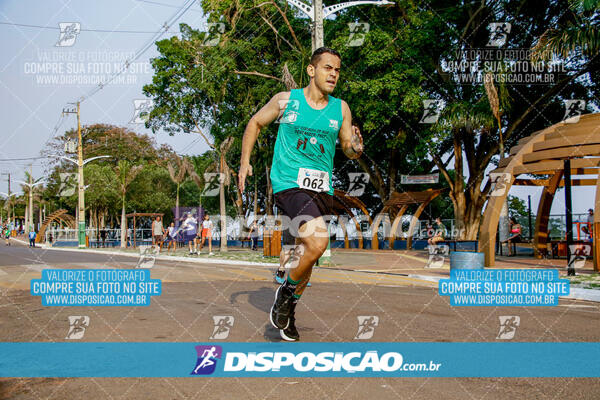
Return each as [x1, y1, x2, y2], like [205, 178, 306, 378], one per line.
[508, 195, 529, 221]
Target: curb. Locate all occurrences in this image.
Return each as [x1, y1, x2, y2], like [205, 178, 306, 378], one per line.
[12, 238, 277, 267]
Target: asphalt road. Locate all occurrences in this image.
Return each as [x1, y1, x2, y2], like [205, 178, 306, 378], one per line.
[1, 242, 599, 399]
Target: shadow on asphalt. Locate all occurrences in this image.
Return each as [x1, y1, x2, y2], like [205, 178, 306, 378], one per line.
[263, 325, 283, 342]
[229, 286, 274, 313]
[228, 286, 286, 342]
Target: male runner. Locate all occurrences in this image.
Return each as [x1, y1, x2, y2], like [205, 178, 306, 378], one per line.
[238, 47, 363, 341]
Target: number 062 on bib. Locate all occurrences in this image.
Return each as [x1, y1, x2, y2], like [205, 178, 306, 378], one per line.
[297, 168, 330, 192]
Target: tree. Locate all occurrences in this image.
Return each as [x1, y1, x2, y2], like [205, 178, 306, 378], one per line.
[42, 124, 178, 229]
[143, 1, 309, 218]
[419, 0, 597, 239]
[166, 154, 194, 224]
[83, 164, 119, 234]
[143, 0, 599, 242]
[114, 161, 143, 248]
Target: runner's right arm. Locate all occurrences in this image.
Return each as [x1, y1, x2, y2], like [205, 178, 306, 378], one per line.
[238, 91, 290, 192]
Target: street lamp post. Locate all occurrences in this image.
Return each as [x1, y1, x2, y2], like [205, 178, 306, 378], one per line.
[285, 0, 395, 51]
[16, 177, 44, 234]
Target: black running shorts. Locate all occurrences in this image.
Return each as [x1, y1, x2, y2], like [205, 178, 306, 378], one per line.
[274, 188, 334, 238]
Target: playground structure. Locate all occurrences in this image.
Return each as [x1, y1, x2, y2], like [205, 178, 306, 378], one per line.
[370, 189, 443, 250]
[36, 209, 76, 243]
[480, 113, 600, 271]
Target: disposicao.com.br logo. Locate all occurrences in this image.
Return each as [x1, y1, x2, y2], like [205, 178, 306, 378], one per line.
[190, 345, 442, 376]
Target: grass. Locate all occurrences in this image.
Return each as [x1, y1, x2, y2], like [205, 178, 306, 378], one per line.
[568, 273, 600, 289]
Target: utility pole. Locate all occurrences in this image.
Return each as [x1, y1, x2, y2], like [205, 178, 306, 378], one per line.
[313, 0, 324, 51]
[28, 164, 33, 233]
[63, 102, 86, 248]
[76, 102, 84, 248]
[285, 0, 395, 52]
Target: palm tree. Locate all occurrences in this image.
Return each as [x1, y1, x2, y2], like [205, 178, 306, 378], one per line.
[114, 160, 143, 248]
[532, 0, 599, 60]
[166, 154, 193, 225]
[217, 137, 235, 253]
[2, 194, 18, 226]
[188, 137, 238, 253]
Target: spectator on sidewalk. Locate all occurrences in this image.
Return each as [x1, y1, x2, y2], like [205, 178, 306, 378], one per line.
[152, 216, 165, 253]
[248, 220, 259, 251]
[198, 214, 214, 255]
[181, 213, 198, 255]
[28, 230, 37, 247]
[164, 222, 178, 253]
[100, 227, 107, 247]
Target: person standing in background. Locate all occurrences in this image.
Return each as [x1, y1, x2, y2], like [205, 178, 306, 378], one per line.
[248, 220, 259, 251]
[28, 230, 36, 247]
[585, 209, 594, 241]
[198, 214, 214, 255]
[181, 213, 198, 255]
[152, 216, 165, 253]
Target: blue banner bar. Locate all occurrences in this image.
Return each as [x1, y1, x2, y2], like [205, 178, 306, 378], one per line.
[1, 342, 599, 377]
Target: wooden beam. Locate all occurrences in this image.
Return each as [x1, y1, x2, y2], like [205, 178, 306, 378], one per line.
[523, 145, 600, 164]
[406, 192, 440, 250]
[533, 171, 563, 258]
[533, 134, 600, 152]
[389, 205, 409, 249]
[513, 158, 600, 175]
[512, 179, 550, 186]
[544, 117, 600, 140]
[514, 178, 598, 186]
[529, 168, 599, 175]
[371, 207, 389, 250]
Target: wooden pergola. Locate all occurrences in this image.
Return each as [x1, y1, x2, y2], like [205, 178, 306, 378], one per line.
[332, 189, 372, 249]
[36, 209, 76, 243]
[371, 189, 443, 250]
[125, 212, 164, 247]
[479, 113, 600, 271]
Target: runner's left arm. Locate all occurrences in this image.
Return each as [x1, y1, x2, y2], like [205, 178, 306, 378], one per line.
[339, 101, 363, 160]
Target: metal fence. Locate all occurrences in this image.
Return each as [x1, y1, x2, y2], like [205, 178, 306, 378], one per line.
[44, 228, 154, 247]
[43, 213, 591, 246]
[512, 213, 591, 240]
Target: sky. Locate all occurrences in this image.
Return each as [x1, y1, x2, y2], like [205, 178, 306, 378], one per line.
[0, 0, 595, 218]
[0, 0, 211, 181]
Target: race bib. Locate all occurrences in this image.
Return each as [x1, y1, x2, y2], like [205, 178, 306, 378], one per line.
[297, 168, 330, 192]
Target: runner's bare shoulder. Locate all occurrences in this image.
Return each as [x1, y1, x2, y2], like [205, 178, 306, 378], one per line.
[255, 91, 292, 127]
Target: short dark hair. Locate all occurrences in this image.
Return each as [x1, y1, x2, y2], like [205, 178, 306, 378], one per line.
[310, 47, 341, 66]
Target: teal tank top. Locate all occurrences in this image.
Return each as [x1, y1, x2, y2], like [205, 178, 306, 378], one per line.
[270, 88, 343, 195]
